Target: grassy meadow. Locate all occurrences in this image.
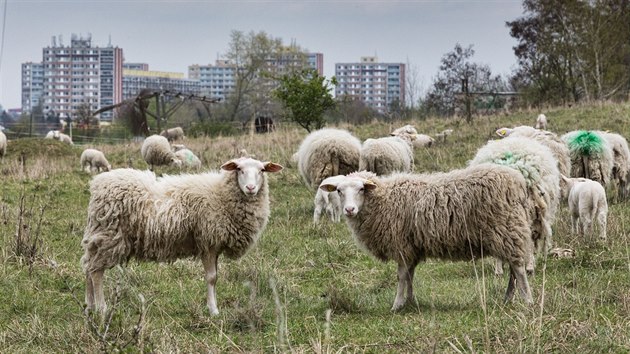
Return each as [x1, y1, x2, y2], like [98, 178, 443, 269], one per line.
[1, 102, 630, 352]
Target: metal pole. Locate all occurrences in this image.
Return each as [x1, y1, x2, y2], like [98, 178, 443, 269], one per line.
[155, 94, 162, 133]
[29, 112, 33, 137]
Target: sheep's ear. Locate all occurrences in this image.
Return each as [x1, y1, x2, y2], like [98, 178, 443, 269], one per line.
[364, 180, 377, 191]
[263, 162, 283, 173]
[320, 184, 337, 192]
[496, 128, 507, 137]
[221, 161, 239, 171]
[389, 133, 396, 136]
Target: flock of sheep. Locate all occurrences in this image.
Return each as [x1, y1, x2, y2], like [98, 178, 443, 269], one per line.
[34, 115, 624, 316]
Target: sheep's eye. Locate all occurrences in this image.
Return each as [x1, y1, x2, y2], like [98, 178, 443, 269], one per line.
[337, 190, 342, 195]
[359, 188, 365, 192]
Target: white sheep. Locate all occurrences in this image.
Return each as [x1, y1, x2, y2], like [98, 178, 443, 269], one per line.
[470, 136, 561, 275]
[535, 114, 547, 130]
[390, 124, 434, 147]
[80, 148, 111, 173]
[174, 148, 202, 169]
[296, 128, 362, 190]
[141, 135, 182, 170]
[0, 130, 6, 157]
[45, 130, 60, 139]
[435, 129, 454, 143]
[598, 131, 630, 199]
[561, 175, 608, 240]
[321, 166, 534, 310]
[58, 132, 73, 145]
[313, 175, 344, 224]
[81, 157, 284, 315]
[160, 126, 185, 142]
[359, 136, 414, 176]
[562, 130, 614, 187]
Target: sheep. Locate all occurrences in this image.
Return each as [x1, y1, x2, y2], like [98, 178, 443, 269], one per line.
[0, 130, 6, 157]
[597, 131, 630, 199]
[435, 129, 454, 143]
[45, 130, 60, 139]
[562, 130, 613, 187]
[80, 148, 111, 173]
[141, 134, 182, 170]
[390, 124, 434, 147]
[80, 157, 284, 315]
[535, 114, 547, 130]
[560, 175, 608, 240]
[359, 136, 414, 176]
[496, 125, 571, 177]
[160, 126, 185, 142]
[313, 175, 344, 224]
[320, 165, 534, 310]
[174, 148, 202, 170]
[296, 128, 362, 190]
[58, 132, 73, 145]
[470, 136, 560, 275]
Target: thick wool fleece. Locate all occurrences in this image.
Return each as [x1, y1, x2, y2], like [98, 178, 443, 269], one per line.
[81, 168, 271, 273]
[0, 131, 6, 157]
[598, 131, 630, 194]
[297, 128, 361, 190]
[507, 126, 571, 177]
[160, 127, 185, 141]
[359, 136, 414, 176]
[80, 148, 111, 172]
[141, 135, 178, 167]
[562, 130, 614, 186]
[344, 165, 532, 268]
[174, 148, 202, 169]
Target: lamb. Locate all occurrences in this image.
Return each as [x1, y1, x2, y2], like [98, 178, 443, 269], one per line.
[535, 114, 547, 130]
[313, 175, 344, 224]
[0, 130, 6, 157]
[470, 136, 560, 275]
[435, 129, 454, 143]
[296, 128, 362, 190]
[80, 157, 283, 315]
[174, 148, 202, 169]
[562, 130, 613, 187]
[141, 134, 182, 170]
[320, 165, 534, 310]
[560, 175, 608, 240]
[160, 126, 185, 142]
[80, 148, 112, 173]
[58, 132, 73, 145]
[359, 135, 414, 176]
[45, 130, 59, 139]
[597, 131, 630, 199]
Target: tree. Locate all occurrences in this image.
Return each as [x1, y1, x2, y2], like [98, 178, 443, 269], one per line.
[273, 69, 336, 132]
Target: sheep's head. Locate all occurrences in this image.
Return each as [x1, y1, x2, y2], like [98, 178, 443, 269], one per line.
[221, 158, 283, 196]
[495, 127, 513, 138]
[320, 176, 377, 217]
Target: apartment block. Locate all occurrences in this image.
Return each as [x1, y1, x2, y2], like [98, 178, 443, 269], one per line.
[122, 67, 203, 100]
[21, 62, 44, 113]
[334, 56, 406, 114]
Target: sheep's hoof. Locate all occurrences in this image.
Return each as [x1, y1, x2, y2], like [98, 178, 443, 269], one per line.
[494, 269, 504, 277]
[390, 301, 406, 312]
[208, 307, 220, 316]
[526, 268, 534, 276]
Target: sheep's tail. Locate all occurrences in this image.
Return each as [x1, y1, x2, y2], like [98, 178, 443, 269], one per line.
[331, 152, 340, 176]
[567, 131, 605, 157]
[583, 155, 590, 179]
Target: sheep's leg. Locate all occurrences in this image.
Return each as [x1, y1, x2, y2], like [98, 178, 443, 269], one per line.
[391, 262, 416, 311]
[512, 265, 533, 304]
[597, 209, 607, 240]
[313, 205, 322, 224]
[91, 269, 107, 313]
[504, 269, 516, 303]
[202, 249, 220, 316]
[85, 273, 95, 312]
[570, 214, 579, 234]
[494, 259, 504, 276]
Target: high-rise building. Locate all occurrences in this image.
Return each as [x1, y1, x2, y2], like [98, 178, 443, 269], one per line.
[21, 62, 44, 113]
[334, 56, 406, 114]
[41, 34, 123, 121]
[122, 67, 203, 100]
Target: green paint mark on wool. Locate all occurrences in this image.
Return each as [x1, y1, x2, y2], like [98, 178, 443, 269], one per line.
[567, 131, 604, 157]
[489, 151, 540, 186]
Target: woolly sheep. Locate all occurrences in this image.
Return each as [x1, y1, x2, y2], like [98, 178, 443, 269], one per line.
[141, 134, 182, 170]
[160, 126, 185, 142]
[562, 130, 614, 187]
[81, 157, 284, 315]
[359, 136, 414, 176]
[313, 175, 344, 224]
[598, 131, 630, 198]
[390, 124, 434, 147]
[497, 125, 571, 177]
[435, 129, 454, 143]
[320, 166, 534, 310]
[0, 130, 6, 157]
[470, 136, 560, 275]
[535, 114, 547, 130]
[174, 148, 202, 169]
[58, 132, 73, 145]
[560, 175, 608, 240]
[80, 148, 111, 173]
[45, 130, 60, 139]
[296, 128, 362, 190]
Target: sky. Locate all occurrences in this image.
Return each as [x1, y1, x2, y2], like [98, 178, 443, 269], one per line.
[0, 0, 525, 110]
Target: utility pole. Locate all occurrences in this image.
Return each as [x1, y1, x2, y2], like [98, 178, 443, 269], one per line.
[155, 94, 162, 133]
[29, 112, 33, 137]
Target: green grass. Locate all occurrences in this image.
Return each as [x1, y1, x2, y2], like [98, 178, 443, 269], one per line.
[1, 102, 630, 352]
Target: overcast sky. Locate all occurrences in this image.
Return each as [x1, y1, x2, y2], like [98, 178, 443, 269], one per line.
[0, 0, 525, 109]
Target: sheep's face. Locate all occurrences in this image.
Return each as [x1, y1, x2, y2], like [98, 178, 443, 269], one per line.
[320, 178, 376, 217]
[496, 127, 513, 138]
[222, 158, 283, 196]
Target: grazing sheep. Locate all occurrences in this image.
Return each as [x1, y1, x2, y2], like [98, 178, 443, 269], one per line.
[45, 130, 60, 139]
[359, 136, 414, 176]
[58, 132, 73, 145]
[496, 125, 571, 177]
[174, 148, 202, 169]
[141, 135, 182, 170]
[321, 166, 534, 310]
[390, 124, 434, 147]
[562, 130, 613, 187]
[296, 128, 361, 190]
[160, 126, 185, 142]
[535, 114, 547, 130]
[470, 136, 560, 275]
[80, 149, 111, 173]
[561, 175, 608, 240]
[313, 175, 344, 224]
[0, 130, 6, 157]
[435, 129, 454, 143]
[598, 131, 630, 199]
[81, 157, 284, 315]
